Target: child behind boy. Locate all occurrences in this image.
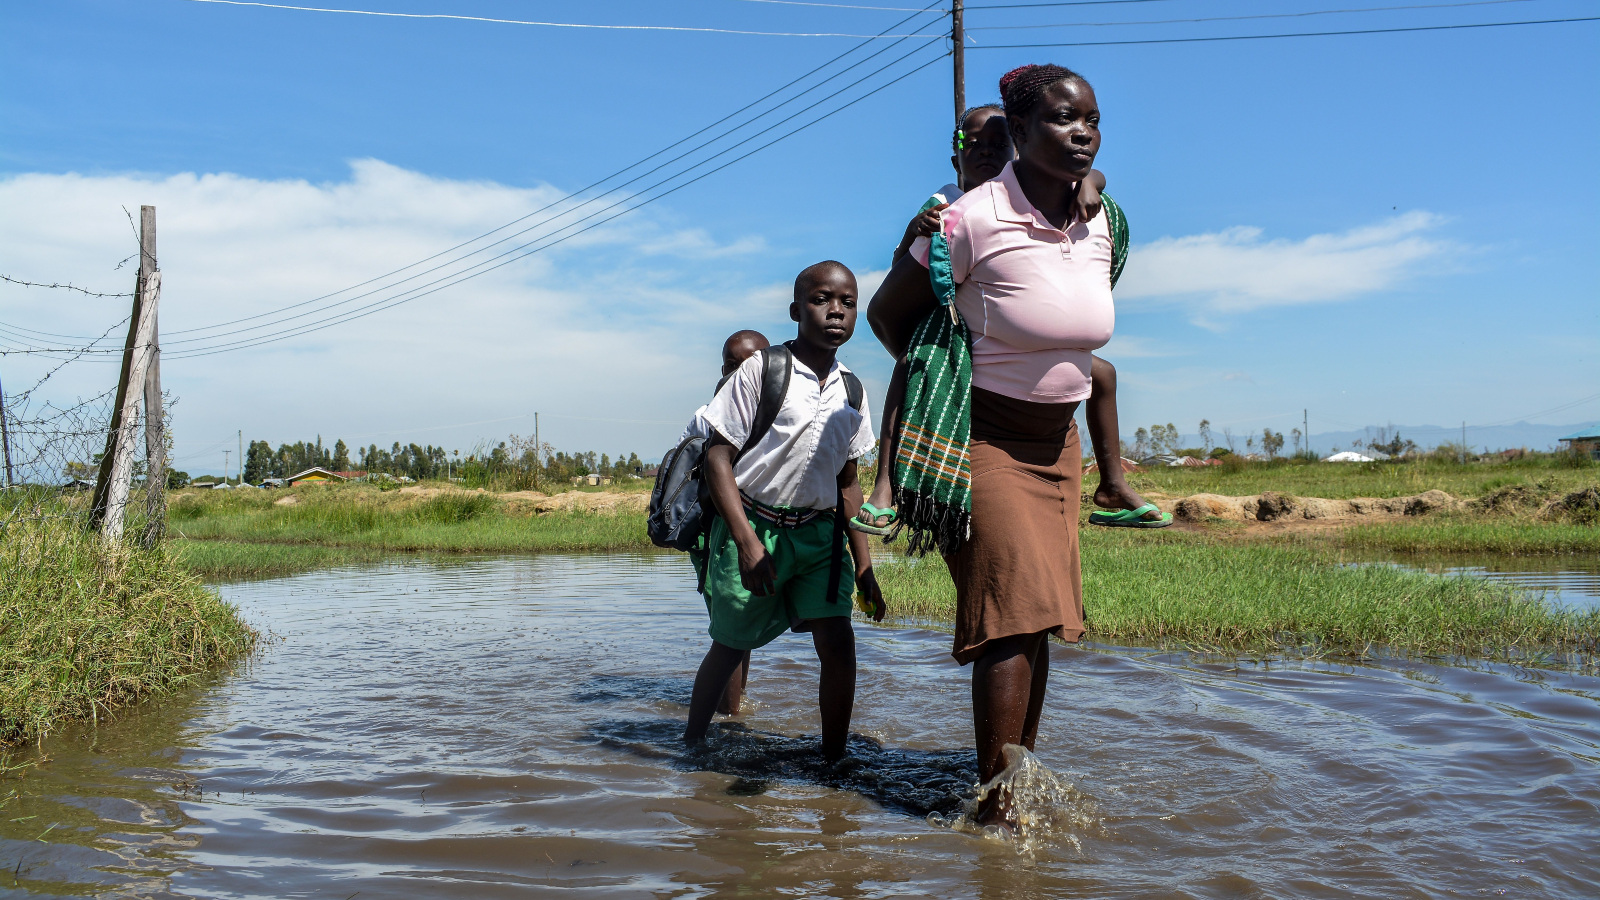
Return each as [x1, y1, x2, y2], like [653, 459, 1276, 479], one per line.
[684, 261, 886, 762]
[680, 329, 770, 715]
[853, 103, 1168, 537]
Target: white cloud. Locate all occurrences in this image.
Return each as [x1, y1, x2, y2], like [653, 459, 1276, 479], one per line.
[0, 160, 805, 472]
[1115, 211, 1455, 313]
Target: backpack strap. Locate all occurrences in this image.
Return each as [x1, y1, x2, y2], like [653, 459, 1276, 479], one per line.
[841, 370, 864, 411]
[737, 344, 792, 463]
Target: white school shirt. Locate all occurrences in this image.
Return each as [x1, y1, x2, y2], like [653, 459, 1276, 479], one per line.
[679, 405, 713, 443]
[702, 351, 876, 512]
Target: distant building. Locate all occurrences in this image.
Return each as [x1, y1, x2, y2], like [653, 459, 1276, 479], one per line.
[286, 467, 347, 486]
[259, 478, 285, 488]
[1083, 457, 1143, 475]
[1323, 451, 1377, 463]
[1559, 426, 1600, 460]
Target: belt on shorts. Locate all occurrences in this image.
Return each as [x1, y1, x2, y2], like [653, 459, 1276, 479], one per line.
[740, 493, 832, 529]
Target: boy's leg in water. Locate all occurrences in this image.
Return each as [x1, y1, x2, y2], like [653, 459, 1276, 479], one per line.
[685, 641, 749, 747]
[862, 359, 909, 526]
[717, 650, 752, 715]
[807, 616, 857, 762]
[1086, 356, 1160, 520]
[971, 629, 1050, 827]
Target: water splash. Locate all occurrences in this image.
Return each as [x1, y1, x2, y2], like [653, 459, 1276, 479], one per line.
[927, 744, 1099, 852]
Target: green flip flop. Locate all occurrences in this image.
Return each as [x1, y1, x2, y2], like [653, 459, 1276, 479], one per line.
[1089, 502, 1173, 529]
[849, 502, 897, 536]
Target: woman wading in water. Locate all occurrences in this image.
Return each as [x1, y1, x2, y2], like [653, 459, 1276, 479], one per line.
[867, 64, 1118, 827]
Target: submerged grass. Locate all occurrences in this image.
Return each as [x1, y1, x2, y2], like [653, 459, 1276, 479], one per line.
[1338, 519, 1600, 555]
[0, 517, 257, 747]
[173, 540, 388, 582]
[876, 528, 1597, 665]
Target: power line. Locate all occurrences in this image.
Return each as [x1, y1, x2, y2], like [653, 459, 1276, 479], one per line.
[174, 0, 942, 37]
[969, 0, 1555, 31]
[967, 0, 1184, 9]
[167, 46, 949, 358]
[167, 2, 947, 340]
[972, 14, 1600, 47]
[729, 0, 939, 9]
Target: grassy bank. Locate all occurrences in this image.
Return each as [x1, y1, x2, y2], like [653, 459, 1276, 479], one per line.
[171, 483, 653, 556]
[1, 517, 257, 747]
[1338, 519, 1600, 555]
[1092, 453, 1599, 501]
[876, 528, 1597, 664]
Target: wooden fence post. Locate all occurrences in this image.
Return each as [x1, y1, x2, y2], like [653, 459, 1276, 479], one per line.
[90, 205, 159, 541]
[0, 364, 14, 488]
[141, 310, 166, 547]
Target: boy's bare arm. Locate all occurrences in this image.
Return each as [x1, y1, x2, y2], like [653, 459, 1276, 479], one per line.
[838, 460, 885, 621]
[704, 436, 776, 596]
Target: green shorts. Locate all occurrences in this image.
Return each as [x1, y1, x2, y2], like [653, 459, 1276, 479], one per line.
[702, 511, 854, 651]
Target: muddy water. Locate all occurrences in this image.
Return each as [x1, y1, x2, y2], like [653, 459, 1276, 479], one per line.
[5, 555, 1600, 899]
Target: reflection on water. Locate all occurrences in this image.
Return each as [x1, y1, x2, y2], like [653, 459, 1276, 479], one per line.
[1356, 551, 1600, 610]
[4, 554, 1600, 898]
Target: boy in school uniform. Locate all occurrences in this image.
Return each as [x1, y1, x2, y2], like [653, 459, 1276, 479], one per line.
[684, 261, 887, 762]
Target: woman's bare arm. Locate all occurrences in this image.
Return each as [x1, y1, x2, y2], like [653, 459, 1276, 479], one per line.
[866, 254, 940, 361]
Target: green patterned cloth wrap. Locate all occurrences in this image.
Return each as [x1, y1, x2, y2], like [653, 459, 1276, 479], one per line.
[890, 191, 1129, 556]
[891, 230, 975, 556]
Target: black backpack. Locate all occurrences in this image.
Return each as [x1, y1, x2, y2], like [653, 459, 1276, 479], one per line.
[647, 344, 864, 560]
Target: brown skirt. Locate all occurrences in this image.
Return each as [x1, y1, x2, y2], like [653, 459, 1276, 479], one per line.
[945, 387, 1083, 665]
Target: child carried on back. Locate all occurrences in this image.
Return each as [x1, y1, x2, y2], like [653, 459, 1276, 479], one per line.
[853, 103, 1169, 538]
[683, 261, 886, 762]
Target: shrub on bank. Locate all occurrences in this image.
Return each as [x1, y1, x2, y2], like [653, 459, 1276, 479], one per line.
[0, 517, 256, 747]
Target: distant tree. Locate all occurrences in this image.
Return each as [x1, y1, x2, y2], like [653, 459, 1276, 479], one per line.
[332, 439, 350, 472]
[1133, 427, 1150, 459]
[1222, 427, 1236, 453]
[1262, 429, 1284, 459]
[1290, 428, 1303, 456]
[1198, 419, 1212, 453]
[167, 469, 190, 489]
[243, 440, 274, 483]
[63, 460, 95, 481]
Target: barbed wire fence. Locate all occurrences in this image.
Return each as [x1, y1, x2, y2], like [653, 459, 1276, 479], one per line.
[0, 205, 169, 548]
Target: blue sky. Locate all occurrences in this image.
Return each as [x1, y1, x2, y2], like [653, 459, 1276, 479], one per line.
[2, 0, 1597, 475]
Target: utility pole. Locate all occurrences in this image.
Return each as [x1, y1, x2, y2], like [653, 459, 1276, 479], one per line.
[951, 0, 966, 124]
[238, 429, 243, 484]
[1461, 421, 1467, 464]
[0, 364, 13, 487]
[1303, 409, 1309, 459]
[90, 205, 160, 540]
[223, 450, 230, 484]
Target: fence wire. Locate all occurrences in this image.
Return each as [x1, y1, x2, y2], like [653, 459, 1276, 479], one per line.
[1, 269, 163, 540]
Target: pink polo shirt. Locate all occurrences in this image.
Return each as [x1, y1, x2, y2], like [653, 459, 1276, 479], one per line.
[911, 161, 1115, 404]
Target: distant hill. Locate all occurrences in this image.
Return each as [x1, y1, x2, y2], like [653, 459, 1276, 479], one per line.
[1120, 421, 1597, 456]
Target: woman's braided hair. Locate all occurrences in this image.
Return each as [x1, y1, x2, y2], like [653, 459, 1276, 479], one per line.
[952, 103, 1003, 151]
[999, 64, 1089, 121]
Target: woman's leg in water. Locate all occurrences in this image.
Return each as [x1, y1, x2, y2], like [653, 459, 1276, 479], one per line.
[1086, 356, 1159, 520]
[971, 629, 1052, 826]
[716, 650, 751, 715]
[861, 358, 909, 527]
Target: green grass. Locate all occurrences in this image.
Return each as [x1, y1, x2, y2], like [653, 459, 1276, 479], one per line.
[173, 540, 388, 582]
[1096, 453, 1600, 501]
[0, 517, 257, 748]
[169, 483, 652, 557]
[875, 528, 1597, 666]
[1338, 519, 1600, 555]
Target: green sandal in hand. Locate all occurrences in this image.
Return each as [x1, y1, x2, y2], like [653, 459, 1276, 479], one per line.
[1089, 503, 1173, 529]
[849, 502, 897, 536]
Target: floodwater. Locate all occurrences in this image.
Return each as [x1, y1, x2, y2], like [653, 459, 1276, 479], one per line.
[1357, 551, 1600, 611]
[4, 554, 1600, 899]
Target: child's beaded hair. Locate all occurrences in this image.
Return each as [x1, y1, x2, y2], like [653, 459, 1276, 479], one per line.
[952, 103, 1003, 152]
[999, 64, 1090, 121]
